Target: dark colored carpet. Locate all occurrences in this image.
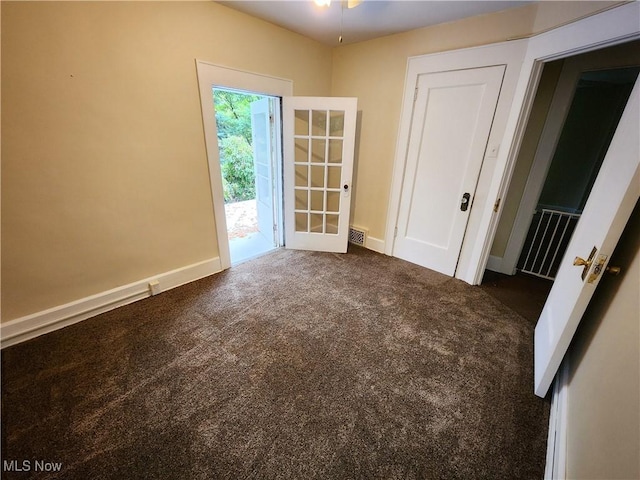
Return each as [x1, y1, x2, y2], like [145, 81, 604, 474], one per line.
[2, 246, 549, 479]
[479, 271, 553, 325]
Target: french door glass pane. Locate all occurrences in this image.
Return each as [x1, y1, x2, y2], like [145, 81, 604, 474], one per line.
[329, 111, 344, 136]
[295, 189, 308, 210]
[295, 212, 307, 232]
[328, 139, 343, 163]
[310, 165, 325, 188]
[326, 214, 339, 234]
[312, 110, 327, 136]
[295, 164, 308, 187]
[311, 139, 326, 163]
[310, 190, 324, 211]
[327, 166, 342, 189]
[327, 191, 340, 212]
[310, 213, 323, 232]
[295, 138, 309, 162]
[295, 110, 309, 136]
[293, 107, 346, 235]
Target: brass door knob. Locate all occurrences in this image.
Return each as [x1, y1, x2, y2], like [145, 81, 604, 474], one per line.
[573, 256, 592, 267]
[574, 246, 598, 281]
[605, 266, 621, 276]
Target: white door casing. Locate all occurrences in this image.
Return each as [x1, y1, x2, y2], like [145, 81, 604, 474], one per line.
[251, 98, 277, 244]
[195, 61, 292, 269]
[500, 43, 640, 276]
[385, 4, 639, 287]
[393, 66, 505, 276]
[283, 97, 358, 253]
[534, 77, 639, 398]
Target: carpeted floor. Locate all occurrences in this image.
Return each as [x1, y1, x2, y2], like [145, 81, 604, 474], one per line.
[479, 270, 553, 325]
[1, 246, 549, 479]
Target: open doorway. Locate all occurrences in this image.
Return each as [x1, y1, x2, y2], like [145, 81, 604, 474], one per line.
[482, 40, 640, 320]
[516, 67, 638, 280]
[212, 88, 282, 265]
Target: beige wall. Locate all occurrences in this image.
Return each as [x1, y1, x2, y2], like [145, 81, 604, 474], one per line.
[330, 3, 538, 240]
[532, 0, 626, 33]
[1, 1, 332, 321]
[565, 202, 639, 479]
[1, 1, 623, 321]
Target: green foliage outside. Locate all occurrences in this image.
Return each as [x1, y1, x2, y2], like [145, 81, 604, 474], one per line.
[213, 90, 262, 203]
[219, 136, 255, 202]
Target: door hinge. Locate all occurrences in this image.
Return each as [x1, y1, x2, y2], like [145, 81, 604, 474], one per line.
[394, 226, 398, 238]
[493, 198, 501, 212]
[414, 87, 419, 103]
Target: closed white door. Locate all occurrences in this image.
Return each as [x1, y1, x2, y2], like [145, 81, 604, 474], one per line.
[393, 66, 504, 275]
[534, 78, 640, 397]
[283, 97, 357, 253]
[251, 98, 276, 244]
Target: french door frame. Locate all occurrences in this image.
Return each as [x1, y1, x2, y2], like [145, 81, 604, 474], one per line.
[195, 61, 292, 270]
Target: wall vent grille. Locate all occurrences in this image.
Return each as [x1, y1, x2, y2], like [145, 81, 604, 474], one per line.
[348, 226, 367, 246]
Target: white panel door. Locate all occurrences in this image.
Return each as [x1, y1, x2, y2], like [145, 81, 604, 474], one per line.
[283, 97, 357, 252]
[251, 98, 276, 244]
[534, 78, 640, 397]
[393, 66, 505, 275]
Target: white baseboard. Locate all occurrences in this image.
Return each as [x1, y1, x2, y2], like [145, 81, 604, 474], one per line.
[1, 257, 222, 349]
[365, 236, 385, 254]
[485, 255, 518, 275]
[486, 255, 504, 273]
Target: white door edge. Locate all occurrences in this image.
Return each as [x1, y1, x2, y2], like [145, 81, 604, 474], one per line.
[534, 76, 639, 397]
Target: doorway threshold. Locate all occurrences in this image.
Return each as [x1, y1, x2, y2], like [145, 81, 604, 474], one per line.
[230, 232, 276, 265]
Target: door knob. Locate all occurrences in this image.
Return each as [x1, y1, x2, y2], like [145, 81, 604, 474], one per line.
[460, 193, 471, 212]
[573, 256, 592, 267]
[605, 265, 621, 276]
[573, 246, 597, 281]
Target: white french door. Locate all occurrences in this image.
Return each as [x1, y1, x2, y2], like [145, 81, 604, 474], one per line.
[393, 66, 505, 275]
[283, 97, 358, 253]
[534, 77, 640, 397]
[250, 98, 278, 245]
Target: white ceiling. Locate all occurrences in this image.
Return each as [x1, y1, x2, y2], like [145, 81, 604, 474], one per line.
[217, 0, 533, 46]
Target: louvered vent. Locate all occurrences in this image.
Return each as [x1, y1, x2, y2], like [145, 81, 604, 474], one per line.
[348, 226, 367, 246]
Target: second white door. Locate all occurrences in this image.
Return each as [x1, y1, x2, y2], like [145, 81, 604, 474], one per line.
[393, 66, 505, 275]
